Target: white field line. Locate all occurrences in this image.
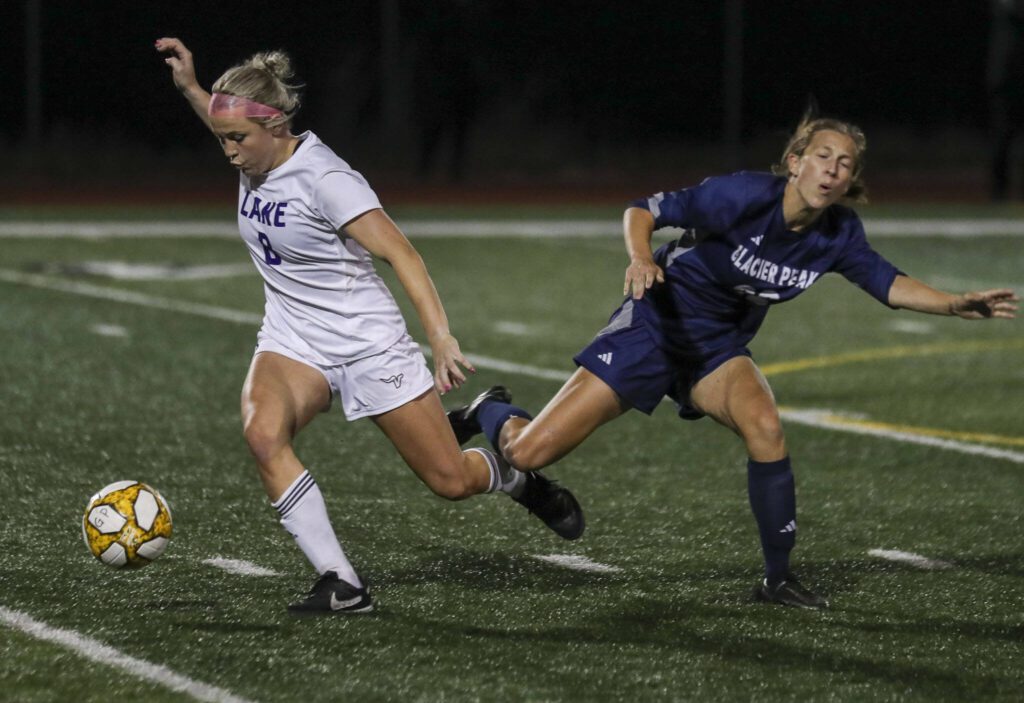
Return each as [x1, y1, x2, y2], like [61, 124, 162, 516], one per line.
[864, 219, 1024, 237]
[2, 218, 1024, 239]
[779, 408, 1024, 464]
[0, 269, 262, 326]
[886, 319, 935, 335]
[90, 323, 129, 337]
[462, 351, 572, 382]
[493, 320, 534, 336]
[202, 558, 281, 576]
[3, 268, 1021, 466]
[0, 606, 255, 703]
[532, 554, 623, 573]
[868, 549, 953, 570]
[64, 261, 254, 281]
[0, 221, 239, 238]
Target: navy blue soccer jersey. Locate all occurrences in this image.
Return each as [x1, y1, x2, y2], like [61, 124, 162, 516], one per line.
[629, 171, 902, 360]
[575, 171, 905, 416]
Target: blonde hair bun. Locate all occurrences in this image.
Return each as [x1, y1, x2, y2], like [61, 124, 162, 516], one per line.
[247, 51, 295, 83]
[212, 50, 302, 124]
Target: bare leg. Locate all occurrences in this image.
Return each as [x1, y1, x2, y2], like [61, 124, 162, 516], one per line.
[241, 351, 362, 589]
[500, 368, 631, 472]
[376, 385, 588, 539]
[689, 356, 786, 461]
[690, 356, 819, 601]
[372, 389, 493, 500]
[240, 351, 331, 500]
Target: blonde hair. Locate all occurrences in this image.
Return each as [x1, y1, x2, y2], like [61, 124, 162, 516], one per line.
[772, 110, 868, 203]
[212, 50, 301, 127]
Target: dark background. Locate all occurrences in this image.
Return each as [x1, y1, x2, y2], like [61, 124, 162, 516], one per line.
[0, 1, 1013, 203]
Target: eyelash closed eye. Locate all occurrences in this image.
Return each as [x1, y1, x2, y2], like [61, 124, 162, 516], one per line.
[816, 152, 852, 170]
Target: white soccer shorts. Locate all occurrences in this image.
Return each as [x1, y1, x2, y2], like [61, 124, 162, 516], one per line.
[254, 332, 435, 420]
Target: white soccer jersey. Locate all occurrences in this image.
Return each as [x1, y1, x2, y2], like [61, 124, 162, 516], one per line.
[236, 131, 410, 366]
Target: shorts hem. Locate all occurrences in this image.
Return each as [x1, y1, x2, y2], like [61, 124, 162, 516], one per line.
[253, 340, 334, 411]
[671, 346, 753, 421]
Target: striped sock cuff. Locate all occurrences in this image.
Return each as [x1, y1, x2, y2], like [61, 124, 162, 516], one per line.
[465, 447, 500, 493]
[272, 470, 317, 519]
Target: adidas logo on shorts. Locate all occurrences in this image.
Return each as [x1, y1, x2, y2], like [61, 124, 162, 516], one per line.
[598, 352, 613, 365]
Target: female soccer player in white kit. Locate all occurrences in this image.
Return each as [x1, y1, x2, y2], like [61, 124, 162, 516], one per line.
[156, 38, 584, 614]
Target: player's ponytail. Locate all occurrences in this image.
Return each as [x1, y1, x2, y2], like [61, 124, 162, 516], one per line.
[212, 50, 302, 126]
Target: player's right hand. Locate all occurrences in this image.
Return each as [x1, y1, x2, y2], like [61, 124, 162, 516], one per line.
[155, 37, 199, 94]
[623, 257, 665, 299]
[428, 332, 475, 395]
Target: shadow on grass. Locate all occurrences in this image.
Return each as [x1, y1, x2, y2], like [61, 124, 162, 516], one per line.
[376, 548, 1022, 696]
[185, 621, 284, 634]
[380, 547, 1024, 601]
[402, 593, 1019, 698]
[950, 553, 1024, 578]
[144, 599, 219, 611]
[380, 547, 628, 592]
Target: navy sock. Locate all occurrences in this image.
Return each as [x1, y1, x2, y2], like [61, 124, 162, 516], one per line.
[747, 456, 797, 585]
[476, 401, 533, 452]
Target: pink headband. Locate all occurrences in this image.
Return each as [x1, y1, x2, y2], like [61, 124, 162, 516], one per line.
[208, 92, 284, 120]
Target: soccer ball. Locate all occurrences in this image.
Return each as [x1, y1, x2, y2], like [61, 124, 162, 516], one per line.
[82, 481, 173, 568]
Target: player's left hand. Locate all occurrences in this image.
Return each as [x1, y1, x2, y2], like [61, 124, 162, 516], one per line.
[624, 257, 665, 299]
[429, 333, 475, 394]
[951, 288, 1019, 319]
[155, 37, 200, 95]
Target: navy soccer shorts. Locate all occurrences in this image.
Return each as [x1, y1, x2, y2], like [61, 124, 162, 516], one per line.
[573, 301, 751, 420]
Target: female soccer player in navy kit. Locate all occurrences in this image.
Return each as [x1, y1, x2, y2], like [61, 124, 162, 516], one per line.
[450, 113, 1019, 608]
[155, 38, 583, 615]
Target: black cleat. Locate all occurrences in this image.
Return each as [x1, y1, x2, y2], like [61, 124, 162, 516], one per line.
[754, 574, 828, 610]
[514, 472, 585, 540]
[447, 385, 512, 445]
[287, 571, 374, 615]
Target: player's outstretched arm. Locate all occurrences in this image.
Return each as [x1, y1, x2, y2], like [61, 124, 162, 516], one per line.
[155, 37, 212, 130]
[888, 275, 1019, 320]
[344, 209, 475, 393]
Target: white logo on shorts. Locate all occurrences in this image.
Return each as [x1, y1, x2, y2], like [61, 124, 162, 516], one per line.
[380, 373, 404, 388]
[598, 352, 613, 365]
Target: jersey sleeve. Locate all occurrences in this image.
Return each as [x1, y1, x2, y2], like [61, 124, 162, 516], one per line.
[832, 218, 904, 307]
[311, 169, 383, 231]
[629, 172, 778, 232]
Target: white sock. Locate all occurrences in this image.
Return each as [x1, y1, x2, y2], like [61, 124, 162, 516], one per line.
[466, 447, 526, 499]
[272, 471, 362, 588]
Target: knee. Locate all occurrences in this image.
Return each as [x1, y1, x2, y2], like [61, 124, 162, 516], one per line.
[740, 408, 786, 457]
[242, 416, 289, 467]
[421, 456, 478, 501]
[502, 435, 550, 473]
[425, 469, 475, 501]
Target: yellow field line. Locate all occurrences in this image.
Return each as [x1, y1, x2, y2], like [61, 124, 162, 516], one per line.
[766, 337, 1024, 448]
[780, 409, 1024, 448]
[760, 338, 1024, 376]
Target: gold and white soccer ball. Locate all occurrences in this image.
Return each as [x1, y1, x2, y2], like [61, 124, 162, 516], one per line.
[82, 481, 173, 568]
